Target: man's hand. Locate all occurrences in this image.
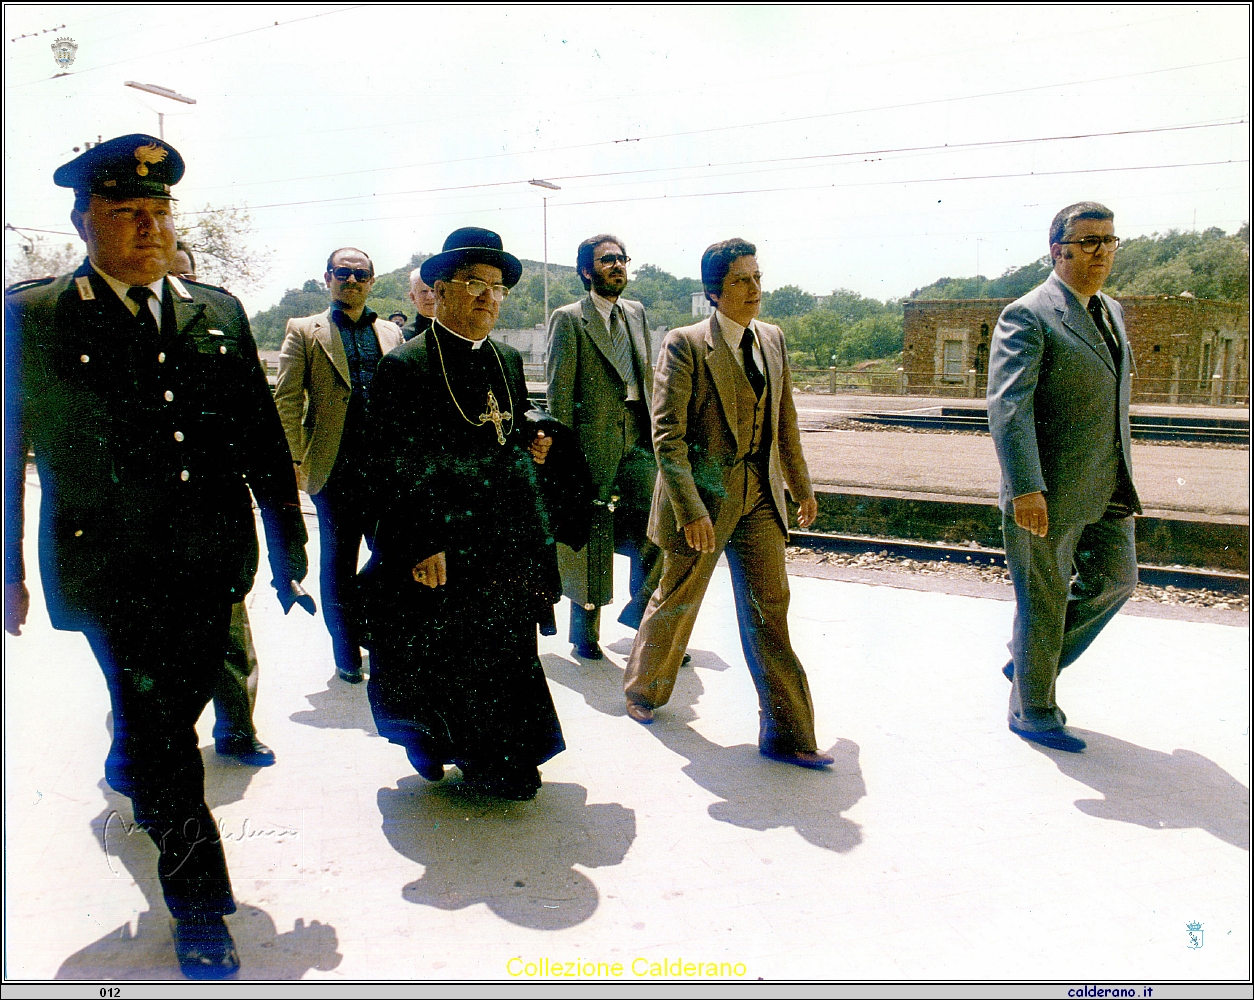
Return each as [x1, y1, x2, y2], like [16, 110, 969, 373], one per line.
[796, 497, 818, 529]
[413, 551, 448, 588]
[528, 429, 553, 466]
[4, 582, 30, 636]
[683, 515, 717, 554]
[1012, 491, 1049, 537]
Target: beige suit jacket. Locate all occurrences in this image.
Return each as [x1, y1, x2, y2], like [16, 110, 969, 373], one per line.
[273, 308, 403, 495]
[647, 313, 813, 550]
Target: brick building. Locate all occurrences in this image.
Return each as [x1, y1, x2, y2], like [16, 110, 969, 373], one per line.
[902, 295, 1249, 404]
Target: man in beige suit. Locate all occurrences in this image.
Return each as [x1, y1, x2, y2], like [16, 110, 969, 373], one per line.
[623, 238, 832, 768]
[274, 247, 402, 682]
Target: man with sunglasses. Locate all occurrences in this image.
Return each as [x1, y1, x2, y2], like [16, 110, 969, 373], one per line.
[987, 202, 1141, 754]
[547, 235, 661, 660]
[274, 248, 403, 683]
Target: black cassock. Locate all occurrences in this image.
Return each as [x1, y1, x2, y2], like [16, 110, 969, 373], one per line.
[360, 322, 586, 791]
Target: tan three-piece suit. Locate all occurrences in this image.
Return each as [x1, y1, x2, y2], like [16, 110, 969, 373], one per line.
[623, 312, 820, 754]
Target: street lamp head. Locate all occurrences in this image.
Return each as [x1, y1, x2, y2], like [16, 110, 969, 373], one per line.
[528, 179, 561, 191]
[124, 81, 196, 105]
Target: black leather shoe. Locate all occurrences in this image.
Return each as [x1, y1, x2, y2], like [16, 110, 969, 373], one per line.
[680, 652, 692, 667]
[172, 915, 239, 980]
[405, 746, 446, 782]
[1010, 724, 1086, 753]
[760, 748, 835, 769]
[337, 665, 364, 684]
[1002, 661, 1014, 682]
[572, 642, 604, 660]
[463, 767, 541, 801]
[215, 734, 276, 767]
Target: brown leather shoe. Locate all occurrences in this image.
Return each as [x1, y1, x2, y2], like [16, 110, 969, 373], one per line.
[760, 748, 834, 769]
[625, 701, 654, 724]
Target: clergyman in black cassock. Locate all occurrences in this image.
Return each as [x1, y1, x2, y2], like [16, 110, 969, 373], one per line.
[358, 227, 587, 801]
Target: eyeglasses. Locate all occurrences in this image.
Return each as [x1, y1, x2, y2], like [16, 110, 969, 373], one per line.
[596, 254, 630, 266]
[330, 267, 373, 282]
[1058, 235, 1121, 254]
[447, 278, 510, 301]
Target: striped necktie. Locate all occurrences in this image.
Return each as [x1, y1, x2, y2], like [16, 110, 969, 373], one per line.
[608, 304, 635, 386]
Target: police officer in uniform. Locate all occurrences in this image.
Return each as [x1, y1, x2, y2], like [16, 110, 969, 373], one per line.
[4, 135, 310, 979]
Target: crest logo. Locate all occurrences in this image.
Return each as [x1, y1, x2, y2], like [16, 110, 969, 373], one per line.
[50, 37, 78, 70]
[134, 143, 169, 177]
[1186, 920, 1204, 949]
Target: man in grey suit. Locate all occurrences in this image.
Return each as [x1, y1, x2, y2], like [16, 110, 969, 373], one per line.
[622, 238, 832, 769]
[547, 235, 661, 660]
[987, 202, 1141, 754]
[274, 248, 403, 683]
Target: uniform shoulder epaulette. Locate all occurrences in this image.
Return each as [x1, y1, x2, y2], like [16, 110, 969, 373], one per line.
[4, 275, 58, 296]
[181, 276, 235, 296]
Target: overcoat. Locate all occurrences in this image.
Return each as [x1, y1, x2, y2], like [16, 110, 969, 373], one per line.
[3, 261, 307, 631]
[546, 295, 654, 608]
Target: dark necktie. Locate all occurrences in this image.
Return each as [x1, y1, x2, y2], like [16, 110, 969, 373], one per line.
[127, 285, 160, 343]
[740, 327, 765, 399]
[1087, 296, 1120, 369]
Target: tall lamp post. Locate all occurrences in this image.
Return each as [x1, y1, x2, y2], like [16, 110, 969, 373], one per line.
[529, 179, 561, 327]
[124, 81, 196, 139]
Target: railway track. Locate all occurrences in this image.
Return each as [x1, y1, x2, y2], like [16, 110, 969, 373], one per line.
[788, 530, 1250, 595]
[844, 407, 1249, 444]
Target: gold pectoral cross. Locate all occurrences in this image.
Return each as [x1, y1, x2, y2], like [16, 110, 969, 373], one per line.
[479, 389, 512, 445]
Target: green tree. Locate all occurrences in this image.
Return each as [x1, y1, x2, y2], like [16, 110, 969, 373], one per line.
[761, 284, 815, 318]
[177, 204, 272, 291]
[4, 234, 82, 285]
[249, 279, 328, 349]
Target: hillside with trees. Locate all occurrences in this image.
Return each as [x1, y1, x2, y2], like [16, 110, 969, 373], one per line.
[908, 224, 1250, 303]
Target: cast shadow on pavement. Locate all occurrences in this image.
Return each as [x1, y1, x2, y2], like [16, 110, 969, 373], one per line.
[542, 651, 866, 854]
[1027, 730, 1250, 851]
[56, 737, 342, 980]
[378, 777, 636, 931]
[288, 669, 378, 734]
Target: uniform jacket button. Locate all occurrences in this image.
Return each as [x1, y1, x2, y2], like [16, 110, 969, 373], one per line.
[180, 469, 190, 482]
[164, 390, 174, 401]
[174, 431, 185, 442]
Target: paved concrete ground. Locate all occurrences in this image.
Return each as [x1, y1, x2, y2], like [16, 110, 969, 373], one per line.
[4, 483, 1249, 983]
[792, 394, 1250, 518]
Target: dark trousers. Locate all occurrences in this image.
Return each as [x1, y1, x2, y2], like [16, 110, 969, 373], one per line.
[1003, 512, 1138, 731]
[568, 499, 662, 645]
[311, 485, 369, 674]
[85, 598, 236, 919]
[210, 601, 258, 740]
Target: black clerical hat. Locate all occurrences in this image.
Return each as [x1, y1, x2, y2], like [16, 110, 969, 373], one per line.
[53, 133, 184, 199]
[421, 227, 522, 288]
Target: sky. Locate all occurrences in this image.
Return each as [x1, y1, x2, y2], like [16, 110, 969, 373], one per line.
[3, 4, 1250, 314]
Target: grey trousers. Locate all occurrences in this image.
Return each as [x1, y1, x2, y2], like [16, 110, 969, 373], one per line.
[1003, 511, 1137, 732]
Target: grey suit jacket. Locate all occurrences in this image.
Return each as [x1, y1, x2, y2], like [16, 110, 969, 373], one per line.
[273, 308, 402, 495]
[546, 295, 654, 497]
[647, 314, 813, 550]
[986, 271, 1138, 525]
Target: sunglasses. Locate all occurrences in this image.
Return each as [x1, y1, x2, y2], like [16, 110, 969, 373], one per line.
[330, 267, 373, 282]
[596, 254, 630, 266]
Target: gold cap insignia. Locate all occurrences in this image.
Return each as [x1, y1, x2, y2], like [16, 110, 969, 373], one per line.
[134, 142, 169, 177]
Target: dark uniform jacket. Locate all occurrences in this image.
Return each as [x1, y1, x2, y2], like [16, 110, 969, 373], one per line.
[4, 261, 307, 631]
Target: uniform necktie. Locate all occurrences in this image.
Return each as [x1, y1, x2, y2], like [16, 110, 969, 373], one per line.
[127, 285, 160, 344]
[1087, 296, 1121, 369]
[608, 304, 635, 387]
[740, 327, 765, 398]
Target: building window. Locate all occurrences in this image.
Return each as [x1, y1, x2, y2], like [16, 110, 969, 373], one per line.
[943, 339, 965, 381]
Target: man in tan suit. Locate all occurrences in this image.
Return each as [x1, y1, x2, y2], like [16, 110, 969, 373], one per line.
[274, 247, 402, 682]
[623, 238, 832, 768]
